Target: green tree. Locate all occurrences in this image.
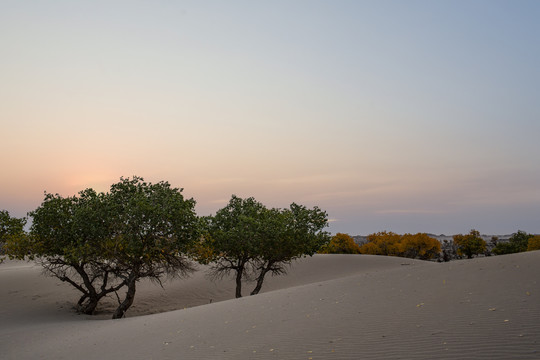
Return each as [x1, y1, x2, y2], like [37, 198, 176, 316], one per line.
[250, 203, 329, 295]
[453, 229, 486, 259]
[204, 196, 267, 298]
[6, 177, 199, 318]
[6, 190, 125, 314]
[106, 176, 199, 319]
[508, 230, 533, 252]
[493, 230, 534, 255]
[0, 210, 27, 262]
[204, 195, 330, 298]
[319, 233, 361, 254]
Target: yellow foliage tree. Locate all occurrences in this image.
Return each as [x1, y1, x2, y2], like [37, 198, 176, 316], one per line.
[188, 237, 216, 264]
[358, 241, 381, 255]
[360, 231, 440, 260]
[398, 233, 441, 260]
[359, 231, 401, 256]
[527, 235, 540, 251]
[319, 233, 361, 254]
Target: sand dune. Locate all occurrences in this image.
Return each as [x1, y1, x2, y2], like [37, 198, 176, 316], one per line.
[2, 253, 539, 359]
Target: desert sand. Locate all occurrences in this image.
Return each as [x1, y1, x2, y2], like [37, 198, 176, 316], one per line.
[1, 252, 539, 359]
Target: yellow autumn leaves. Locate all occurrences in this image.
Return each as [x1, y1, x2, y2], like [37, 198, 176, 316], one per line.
[320, 232, 441, 260]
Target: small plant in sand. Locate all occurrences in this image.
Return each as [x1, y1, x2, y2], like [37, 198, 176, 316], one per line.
[201, 195, 330, 298]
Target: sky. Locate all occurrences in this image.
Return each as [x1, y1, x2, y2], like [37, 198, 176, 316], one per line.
[1, 0, 539, 236]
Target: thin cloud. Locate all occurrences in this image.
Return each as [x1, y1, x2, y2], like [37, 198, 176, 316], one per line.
[375, 209, 447, 215]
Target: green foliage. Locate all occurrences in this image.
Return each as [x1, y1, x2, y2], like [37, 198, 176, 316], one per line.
[0, 210, 27, 262]
[204, 195, 330, 297]
[453, 229, 486, 259]
[6, 189, 125, 314]
[508, 230, 533, 252]
[204, 195, 271, 298]
[249, 203, 329, 295]
[493, 230, 534, 255]
[5, 176, 199, 318]
[265, 202, 330, 261]
[492, 242, 515, 255]
[319, 233, 361, 254]
[19, 189, 110, 261]
[205, 195, 266, 263]
[104, 176, 199, 318]
[106, 176, 199, 267]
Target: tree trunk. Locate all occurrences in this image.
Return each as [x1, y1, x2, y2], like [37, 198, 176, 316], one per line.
[72, 263, 101, 314]
[78, 295, 100, 315]
[77, 293, 88, 307]
[250, 261, 274, 296]
[235, 266, 243, 298]
[250, 269, 268, 296]
[112, 276, 137, 319]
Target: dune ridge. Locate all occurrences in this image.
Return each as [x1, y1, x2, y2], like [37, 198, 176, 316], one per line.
[2, 252, 539, 359]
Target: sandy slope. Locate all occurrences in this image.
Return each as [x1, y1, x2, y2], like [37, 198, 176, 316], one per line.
[1, 253, 539, 359]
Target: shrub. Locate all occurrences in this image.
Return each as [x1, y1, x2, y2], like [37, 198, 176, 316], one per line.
[527, 235, 540, 251]
[493, 230, 534, 255]
[359, 232, 440, 260]
[319, 233, 361, 254]
[453, 229, 486, 259]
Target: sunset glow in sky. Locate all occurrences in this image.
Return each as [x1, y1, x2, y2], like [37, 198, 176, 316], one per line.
[1, 1, 539, 235]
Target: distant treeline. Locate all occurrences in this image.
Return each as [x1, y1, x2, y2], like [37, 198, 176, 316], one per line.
[319, 230, 540, 261]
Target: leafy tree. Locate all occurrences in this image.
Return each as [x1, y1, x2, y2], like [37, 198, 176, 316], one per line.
[398, 233, 441, 260]
[0, 210, 27, 262]
[492, 242, 514, 255]
[359, 232, 441, 260]
[527, 235, 540, 251]
[204, 195, 330, 298]
[6, 177, 199, 318]
[358, 241, 379, 255]
[453, 229, 486, 259]
[493, 230, 534, 255]
[319, 233, 361, 254]
[359, 231, 402, 256]
[203, 196, 267, 298]
[249, 203, 330, 295]
[105, 176, 199, 318]
[508, 230, 533, 252]
[6, 190, 125, 314]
